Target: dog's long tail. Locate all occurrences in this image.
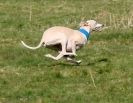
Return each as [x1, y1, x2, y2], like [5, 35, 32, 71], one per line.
[21, 40, 43, 50]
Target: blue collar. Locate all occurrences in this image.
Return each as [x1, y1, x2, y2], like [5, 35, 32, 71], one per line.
[79, 28, 90, 40]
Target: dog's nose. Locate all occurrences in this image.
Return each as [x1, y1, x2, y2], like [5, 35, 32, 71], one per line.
[102, 24, 104, 27]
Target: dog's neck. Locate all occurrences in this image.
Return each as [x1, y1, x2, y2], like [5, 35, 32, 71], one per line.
[79, 27, 91, 40]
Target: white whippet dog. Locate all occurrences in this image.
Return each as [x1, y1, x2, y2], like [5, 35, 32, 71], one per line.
[21, 20, 103, 64]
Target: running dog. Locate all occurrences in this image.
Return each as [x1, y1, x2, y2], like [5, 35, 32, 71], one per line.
[21, 20, 103, 64]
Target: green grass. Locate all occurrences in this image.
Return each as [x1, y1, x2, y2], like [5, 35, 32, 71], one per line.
[0, 0, 133, 103]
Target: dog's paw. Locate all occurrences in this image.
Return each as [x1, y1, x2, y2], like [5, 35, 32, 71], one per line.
[45, 54, 51, 58]
[76, 60, 82, 64]
[74, 53, 77, 56]
[70, 53, 77, 56]
[66, 57, 82, 64]
[67, 53, 77, 56]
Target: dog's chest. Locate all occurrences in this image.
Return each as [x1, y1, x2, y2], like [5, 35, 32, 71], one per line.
[68, 34, 87, 50]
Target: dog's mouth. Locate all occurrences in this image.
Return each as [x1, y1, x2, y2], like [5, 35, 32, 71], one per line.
[93, 24, 104, 31]
[93, 27, 102, 31]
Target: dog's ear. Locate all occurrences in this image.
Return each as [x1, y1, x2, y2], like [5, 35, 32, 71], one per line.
[80, 21, 85, 26]
[80, 21, 88, 27]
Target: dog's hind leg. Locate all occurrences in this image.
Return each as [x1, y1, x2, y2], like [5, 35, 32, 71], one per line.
[45, 40, 77, 60]
[45, 53, 64, 60]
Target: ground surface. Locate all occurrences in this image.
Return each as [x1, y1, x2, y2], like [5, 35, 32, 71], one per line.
[0, 0, 133, 103]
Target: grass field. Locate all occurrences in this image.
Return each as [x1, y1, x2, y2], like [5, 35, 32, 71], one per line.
[0, 0, 133, 103]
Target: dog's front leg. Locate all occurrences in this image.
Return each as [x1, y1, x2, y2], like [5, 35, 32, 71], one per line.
[71, 41, 77, 56]
[61, 40, 77, 56]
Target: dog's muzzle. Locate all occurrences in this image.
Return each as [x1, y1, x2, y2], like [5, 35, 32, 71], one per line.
[94, 24, 104, 31]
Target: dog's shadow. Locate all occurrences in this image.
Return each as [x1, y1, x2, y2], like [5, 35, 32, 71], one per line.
[45, 57, 110, 67]
[86, 58, 109, 66]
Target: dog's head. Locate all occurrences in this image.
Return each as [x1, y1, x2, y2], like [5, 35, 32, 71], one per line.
[80, 20, 104, 31]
